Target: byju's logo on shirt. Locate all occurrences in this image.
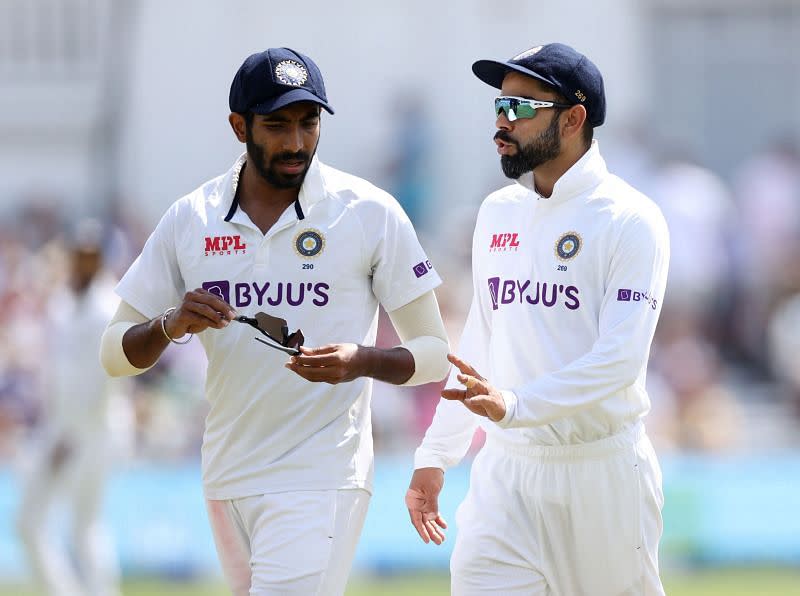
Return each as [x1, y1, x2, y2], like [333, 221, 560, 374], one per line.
[204, 235, 247, 256]
[488, 276, 580, 311]
[489, 233, 520, 252]
[413, 260, 433, 278]
[617, 288, 658, 310]
[202, 280, 330, 308]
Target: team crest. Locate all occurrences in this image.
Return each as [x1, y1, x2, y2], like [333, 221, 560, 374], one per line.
[275, 60, 308, 86]
[555, 231, 582, 261]
[294, 228, 325, 258]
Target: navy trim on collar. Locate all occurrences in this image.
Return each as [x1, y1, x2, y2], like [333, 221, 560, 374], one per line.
[294, 198, 305, 220]
[224, 185, 240, 222]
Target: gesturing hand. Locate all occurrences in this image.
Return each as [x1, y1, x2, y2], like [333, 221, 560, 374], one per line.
[164, 288, 237, 339]
[406, 467, 447, 545]
[441, 354, 506, 422]
[284, 343, 365, 384]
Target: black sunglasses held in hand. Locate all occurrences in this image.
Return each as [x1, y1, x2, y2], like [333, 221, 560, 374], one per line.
[235, 312, 304, 356]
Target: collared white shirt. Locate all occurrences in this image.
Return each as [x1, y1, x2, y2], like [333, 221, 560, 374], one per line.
[415, 141, 670, 470]
[117, 154, 441, 499]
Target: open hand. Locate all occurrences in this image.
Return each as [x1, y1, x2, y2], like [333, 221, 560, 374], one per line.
[440, 354, 506, 422]
[406, 467, 447, 545]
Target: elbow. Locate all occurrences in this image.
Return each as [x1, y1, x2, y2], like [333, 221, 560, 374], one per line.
[99, 322, 149, 378]
[401, 336, 451, 386]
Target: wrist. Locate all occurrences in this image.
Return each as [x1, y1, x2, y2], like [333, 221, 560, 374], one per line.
[160, 307, 193, 345]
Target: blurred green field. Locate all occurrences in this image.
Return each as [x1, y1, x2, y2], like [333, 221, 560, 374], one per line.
[2, 568, 800, 595]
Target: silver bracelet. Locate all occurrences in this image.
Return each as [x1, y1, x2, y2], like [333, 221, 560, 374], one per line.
[160, 307, 193, 345]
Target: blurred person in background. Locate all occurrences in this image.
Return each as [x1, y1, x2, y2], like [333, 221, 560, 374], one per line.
[16, 219, 132, 596]
[731, 139, 800, 372]
[99, 47, 449, 596]
[406, 43, 669, 595]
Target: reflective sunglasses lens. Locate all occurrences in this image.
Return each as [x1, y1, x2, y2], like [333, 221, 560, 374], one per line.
[515, 103, 536, 119]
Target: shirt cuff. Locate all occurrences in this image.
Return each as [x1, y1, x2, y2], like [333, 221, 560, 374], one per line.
[413, 448, 449, 471]
[495, 390, 518, 428]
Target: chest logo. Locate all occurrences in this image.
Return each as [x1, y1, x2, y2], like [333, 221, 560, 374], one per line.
[555, 231, 582, 261]
[489, 232, 520, 252]
[204, 235, 247, 256]
[294, 228, 325, 258]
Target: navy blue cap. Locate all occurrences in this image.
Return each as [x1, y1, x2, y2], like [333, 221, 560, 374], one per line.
[229, 47, 334, 115]
[473, 43, 605, 127]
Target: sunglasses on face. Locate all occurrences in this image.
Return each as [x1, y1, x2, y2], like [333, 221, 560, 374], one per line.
[235, 312, 304, 356]
[494, 96, 572, 121]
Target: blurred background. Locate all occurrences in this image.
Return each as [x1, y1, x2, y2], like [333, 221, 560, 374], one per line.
[1, 0, 800, 594]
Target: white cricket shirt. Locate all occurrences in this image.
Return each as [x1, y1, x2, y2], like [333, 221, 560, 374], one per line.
[116, 154, 441, 499]
[415, 141, 670, 470]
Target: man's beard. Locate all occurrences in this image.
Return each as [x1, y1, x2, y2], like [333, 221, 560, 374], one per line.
[496, 112, 562, 179]
[245, 129, 316, 190]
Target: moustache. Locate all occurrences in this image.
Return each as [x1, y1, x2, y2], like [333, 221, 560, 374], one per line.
[272, 151, 310, 164]
[494, 130, 518, 147]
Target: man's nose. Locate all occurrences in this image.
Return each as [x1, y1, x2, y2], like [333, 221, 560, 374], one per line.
[284, 125, 304, 152]
[496, 110, 513, 130]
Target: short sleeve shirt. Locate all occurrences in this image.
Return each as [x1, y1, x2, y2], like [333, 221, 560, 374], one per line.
[116, 154, 441, 498]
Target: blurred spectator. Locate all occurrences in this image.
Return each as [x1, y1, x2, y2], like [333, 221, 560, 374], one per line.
[648, 153, 738, 344]
[731, 139, 800, 371]
[15, 219, 133, 596]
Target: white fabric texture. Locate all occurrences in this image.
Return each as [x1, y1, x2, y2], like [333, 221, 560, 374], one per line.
[415, 140, 670, 470]
[450, 423, 665, 596]
[388, 290, 450, 386]
[114, 153, 442, 500]
[206, 489, 370, 596]
[99, 301, 151, 376]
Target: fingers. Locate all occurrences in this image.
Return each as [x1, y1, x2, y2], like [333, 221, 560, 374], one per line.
[285, 362, 337, 383]
[405, 489, 446, 545]
[190, 289, 236, 319]
[298, 345, 337, 356]
[441, 388, 467, 401]
[424, 513, 446, 545]
[183, 301, 231, 329]
[447, 353, 483, 379]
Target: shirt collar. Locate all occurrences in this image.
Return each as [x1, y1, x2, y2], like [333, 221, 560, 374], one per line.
[219, 152, 327, 223]
[515, 139, 607, 204]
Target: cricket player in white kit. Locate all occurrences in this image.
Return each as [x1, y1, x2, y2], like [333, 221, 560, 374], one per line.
[18, 221, 130, 596]
[99, 48, 450, 595]
[407, 43, 670, 595]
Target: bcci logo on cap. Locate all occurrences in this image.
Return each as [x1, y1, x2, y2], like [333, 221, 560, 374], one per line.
[275, 60, 308, 86]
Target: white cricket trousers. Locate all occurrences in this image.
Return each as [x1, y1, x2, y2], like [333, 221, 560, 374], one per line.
[16, 437, 121, 596]
[206, 488, 370, 596]
[451, 422, 665, 596]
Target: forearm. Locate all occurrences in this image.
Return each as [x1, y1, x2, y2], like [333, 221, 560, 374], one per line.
[121, 316, 173, 369]
[358, 345, 416, 384]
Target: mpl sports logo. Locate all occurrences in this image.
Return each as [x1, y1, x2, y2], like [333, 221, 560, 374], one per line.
[489, 232, 520, 252]
[488, 276, 580, 311]
[202, 280, 330, 307]
[617, 288, 658, 310]
[204, 235, 246, 256]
